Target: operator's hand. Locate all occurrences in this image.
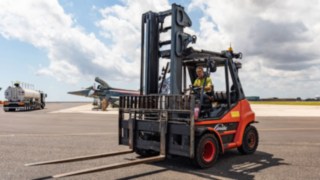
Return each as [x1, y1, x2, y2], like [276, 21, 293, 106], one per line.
[191, 86, 201, 94]
[198, 86, 204, 90]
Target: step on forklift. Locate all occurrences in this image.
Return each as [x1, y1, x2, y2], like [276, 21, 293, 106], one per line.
[26, 4, 258, 178]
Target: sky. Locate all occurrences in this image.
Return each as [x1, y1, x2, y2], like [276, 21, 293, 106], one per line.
[0, 0, 320, 101]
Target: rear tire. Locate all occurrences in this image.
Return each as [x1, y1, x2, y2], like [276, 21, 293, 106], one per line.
[193, 134, 219, 168]
[238, 125, 259, 154]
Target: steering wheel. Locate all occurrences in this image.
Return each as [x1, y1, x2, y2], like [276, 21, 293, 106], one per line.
[191, 86, 202, 94]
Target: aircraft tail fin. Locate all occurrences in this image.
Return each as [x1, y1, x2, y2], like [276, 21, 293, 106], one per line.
[95, 77, 110, 89]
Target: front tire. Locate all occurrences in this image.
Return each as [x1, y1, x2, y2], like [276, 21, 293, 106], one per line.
[193, 134, 219, 168]
[238, 125, 259, 154]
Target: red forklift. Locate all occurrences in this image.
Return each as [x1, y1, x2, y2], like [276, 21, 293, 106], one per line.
[26, 4, 258, 178]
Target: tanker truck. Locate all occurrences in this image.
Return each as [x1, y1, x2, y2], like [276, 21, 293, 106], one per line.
[3, 82, 47, 112]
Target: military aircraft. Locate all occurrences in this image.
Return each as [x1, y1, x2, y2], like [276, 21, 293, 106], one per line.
[68, 77, 139, 108]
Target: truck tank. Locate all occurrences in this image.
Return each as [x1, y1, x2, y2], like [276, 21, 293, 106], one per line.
[3, 83, 46, 112]
[5, 86, 41, 102]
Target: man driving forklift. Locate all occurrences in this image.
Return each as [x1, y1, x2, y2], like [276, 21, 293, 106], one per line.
[192, 65, 215, 118]
[193, 66, 213, 97]
[193, 66, 213, 92]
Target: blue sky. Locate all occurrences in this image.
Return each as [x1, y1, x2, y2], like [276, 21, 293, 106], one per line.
[1, 0, 320, 101]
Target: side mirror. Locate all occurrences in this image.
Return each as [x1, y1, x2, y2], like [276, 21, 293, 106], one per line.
[234, 52, 243, 59]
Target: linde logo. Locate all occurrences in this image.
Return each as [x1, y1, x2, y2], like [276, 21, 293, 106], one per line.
[214, 124, 228, 131]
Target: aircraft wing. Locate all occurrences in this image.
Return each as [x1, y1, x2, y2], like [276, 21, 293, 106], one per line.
[68, 89, 95, 97]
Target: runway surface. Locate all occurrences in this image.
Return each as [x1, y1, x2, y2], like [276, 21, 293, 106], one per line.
[0, 102, 319, 179]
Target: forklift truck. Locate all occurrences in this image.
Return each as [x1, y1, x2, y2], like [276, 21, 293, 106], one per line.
[26, 4, 258, 178]
[119, 3, 258, 168]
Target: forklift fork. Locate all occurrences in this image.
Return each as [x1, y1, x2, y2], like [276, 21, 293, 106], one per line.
[26, 112, 167, 179]
[26, 154, 164, 179]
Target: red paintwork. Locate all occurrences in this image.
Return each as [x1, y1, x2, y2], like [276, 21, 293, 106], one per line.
[247, 131, 256, 149]
[203, 140, 216, 163]
[207, 127, 224, 153]
[220, 130, 237, 136]
[195, 99, 255, 153]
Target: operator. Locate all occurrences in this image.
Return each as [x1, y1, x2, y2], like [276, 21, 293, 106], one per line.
[193, 66, 213, 93]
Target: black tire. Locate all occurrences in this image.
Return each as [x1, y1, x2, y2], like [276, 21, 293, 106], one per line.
[193, 133, 219, 168]
[135, 148, 159, 157]
[238, 125, 259, 154]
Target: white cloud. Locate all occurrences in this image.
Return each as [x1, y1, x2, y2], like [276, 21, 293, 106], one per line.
[96, 0, 171, 76]
[189, 0, 320, 98]
[0, 0, 144, 84]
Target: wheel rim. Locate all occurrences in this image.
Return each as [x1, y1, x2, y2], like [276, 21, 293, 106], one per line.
[202, 140, 216, 163]
[247, 131, 256, 149]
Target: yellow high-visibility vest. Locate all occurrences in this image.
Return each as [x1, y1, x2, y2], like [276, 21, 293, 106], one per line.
[193, 77, 213, 92]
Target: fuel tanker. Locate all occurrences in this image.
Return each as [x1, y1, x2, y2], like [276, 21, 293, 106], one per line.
[3, 83, 47, 112]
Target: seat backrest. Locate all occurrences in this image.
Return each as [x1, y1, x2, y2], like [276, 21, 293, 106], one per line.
[212, 91, 227, 103]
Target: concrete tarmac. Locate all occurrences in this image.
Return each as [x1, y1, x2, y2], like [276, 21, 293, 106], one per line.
[0, 103, 320, 180]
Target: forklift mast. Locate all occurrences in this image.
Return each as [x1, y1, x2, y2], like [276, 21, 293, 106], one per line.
[140, 3, 245, 100]
[140, 4, 194, 95]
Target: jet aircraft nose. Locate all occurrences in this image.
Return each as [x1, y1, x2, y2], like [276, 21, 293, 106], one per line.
[68, 89, 92, 97]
